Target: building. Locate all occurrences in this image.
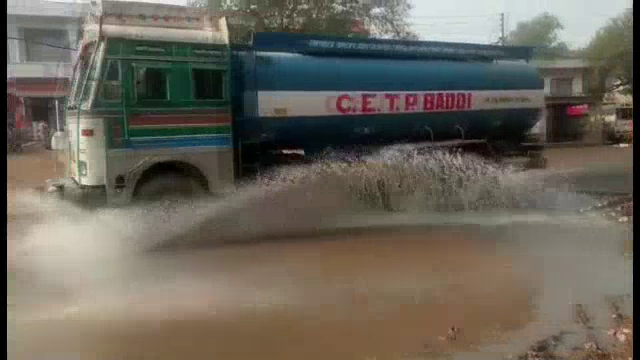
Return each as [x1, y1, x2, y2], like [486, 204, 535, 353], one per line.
[7, 0, 89, 135]
[532, 59, 597, 143]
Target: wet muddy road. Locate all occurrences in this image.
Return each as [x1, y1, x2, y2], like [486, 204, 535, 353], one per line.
[7, 145, 633, 360]
[11, 229, 533, 359]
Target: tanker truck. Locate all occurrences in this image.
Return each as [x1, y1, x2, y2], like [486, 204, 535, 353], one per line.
[47, 1, 546, 206]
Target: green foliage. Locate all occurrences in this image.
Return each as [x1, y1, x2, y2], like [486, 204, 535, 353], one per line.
[188, 0, 417, 43]
[583, 8, 633, 100]
[506, 12, 564, 46]
[506, 12, 570, 59]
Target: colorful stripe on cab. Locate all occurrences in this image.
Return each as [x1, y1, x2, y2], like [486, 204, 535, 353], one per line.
[128, 135, 232, 149]
[128, 114, 231, 128]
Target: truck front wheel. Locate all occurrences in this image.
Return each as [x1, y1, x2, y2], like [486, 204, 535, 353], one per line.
[133, 173, 206, 204]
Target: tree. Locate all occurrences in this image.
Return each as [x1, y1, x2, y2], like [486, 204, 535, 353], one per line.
[583, 8, 632, 100]
[506, 12, 569, 59]
[188, 0, 418, 43]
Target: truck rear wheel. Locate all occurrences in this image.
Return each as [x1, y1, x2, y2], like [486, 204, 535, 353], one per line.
[134, 173, 206, 204]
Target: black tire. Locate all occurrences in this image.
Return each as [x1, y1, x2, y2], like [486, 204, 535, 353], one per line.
[134, 173, 206, 204]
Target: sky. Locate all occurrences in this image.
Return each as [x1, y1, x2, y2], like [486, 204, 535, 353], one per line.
[409, 0, 632, 48]
[71, 0, 632, 49]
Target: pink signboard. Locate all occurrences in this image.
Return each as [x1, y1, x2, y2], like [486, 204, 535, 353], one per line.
[567, 104, 590, 116]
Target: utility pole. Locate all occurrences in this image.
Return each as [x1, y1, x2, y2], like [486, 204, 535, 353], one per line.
[499, 12, 505, 45]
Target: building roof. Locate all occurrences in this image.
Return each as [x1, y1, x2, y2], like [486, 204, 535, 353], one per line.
[7, 0, 89, 18]
[532, 59, 592, 69]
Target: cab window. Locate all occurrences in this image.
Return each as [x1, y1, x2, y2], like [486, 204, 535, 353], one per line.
[135, 66, 169, 101]
[192, 68, 225, 100]
[80, 58, 99, 105]
[99, 60, 121, 101]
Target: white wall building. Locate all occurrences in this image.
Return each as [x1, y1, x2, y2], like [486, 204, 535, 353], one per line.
[532, 59, 596, 143]
[7, 0, 89, 133]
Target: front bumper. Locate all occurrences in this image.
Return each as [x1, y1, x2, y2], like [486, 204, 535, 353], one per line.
[45, 178, 106, 207]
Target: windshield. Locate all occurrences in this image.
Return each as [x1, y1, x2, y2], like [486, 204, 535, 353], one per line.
[68, 41, 97, 109]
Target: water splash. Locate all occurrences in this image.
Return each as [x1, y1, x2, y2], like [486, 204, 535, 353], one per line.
[12, 147, 595, 261]
[252, 146, 583, 213]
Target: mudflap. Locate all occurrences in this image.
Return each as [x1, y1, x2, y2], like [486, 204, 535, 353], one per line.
[44, 178, 107, 208]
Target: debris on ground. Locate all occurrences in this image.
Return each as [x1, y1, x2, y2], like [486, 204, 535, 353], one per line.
[517, 301, 633, 360]
[436, 325, 460, 342]
[578, 195, 632, 225]
[446, 325, 459, 340]
[518, 331, 569, 360]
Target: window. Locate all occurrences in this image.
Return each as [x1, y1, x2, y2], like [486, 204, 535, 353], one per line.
[135, 67, 169, 101]
[22, 28, 71, 63]
[192, 68, 225, 100]
[550, 78, 573, 97]
[99, 61, 121, 101]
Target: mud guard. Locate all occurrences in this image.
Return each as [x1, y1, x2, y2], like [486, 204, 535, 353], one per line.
[44, 178, 107, 208]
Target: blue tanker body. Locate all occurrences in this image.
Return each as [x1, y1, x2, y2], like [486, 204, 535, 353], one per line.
[231, 33, 545, 154]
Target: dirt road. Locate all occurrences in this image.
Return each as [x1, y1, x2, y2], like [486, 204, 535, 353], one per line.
[12, 229, 538, 359]
[7, 145, 633, 360]
[544, 145, 632, 171]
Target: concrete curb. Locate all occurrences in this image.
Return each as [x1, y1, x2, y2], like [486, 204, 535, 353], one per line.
[542, 142, 631, 149]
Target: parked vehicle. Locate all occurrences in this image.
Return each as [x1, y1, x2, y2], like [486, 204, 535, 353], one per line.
[47, 1, 546, 206]
[602, 104, 633, 143]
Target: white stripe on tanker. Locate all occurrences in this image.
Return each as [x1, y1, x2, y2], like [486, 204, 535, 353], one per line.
[257, 90, 544, 118]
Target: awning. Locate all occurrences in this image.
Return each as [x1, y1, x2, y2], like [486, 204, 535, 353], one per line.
[7, 78, 70, 98]
[544, 95, 595, 105]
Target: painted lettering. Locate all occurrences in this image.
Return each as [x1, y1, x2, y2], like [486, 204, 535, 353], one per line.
[423, 94, 435, 111]
[336, 94, 352, 114]
[362, 93, 377, 113]
[445, 93, 456, 110]
[385, 94, 400, 112]
[456, 93, 467, 109]
[331, 91, 477, 115]
[405, 94, 419, 111]
[435, 93, 445, 110]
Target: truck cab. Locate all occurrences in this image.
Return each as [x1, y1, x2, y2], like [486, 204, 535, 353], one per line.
[53, 1, 235, 205]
